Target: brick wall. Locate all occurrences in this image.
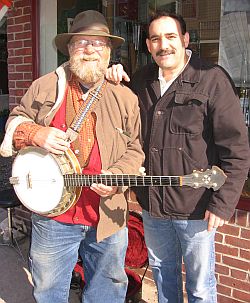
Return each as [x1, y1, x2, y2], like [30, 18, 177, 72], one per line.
[216, 209, 250, 303]
[7, 0, 33, 109]
[7, 0, 33, 227]
[6, 1, 250, 302]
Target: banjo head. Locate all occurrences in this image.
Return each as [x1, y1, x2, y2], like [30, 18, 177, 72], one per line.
[11, 147, 80, 215]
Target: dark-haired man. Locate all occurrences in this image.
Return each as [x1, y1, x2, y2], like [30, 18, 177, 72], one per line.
[107, 11, 249, 303]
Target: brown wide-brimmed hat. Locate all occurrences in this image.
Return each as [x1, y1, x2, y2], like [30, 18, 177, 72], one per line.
[54, 10, 124, 56]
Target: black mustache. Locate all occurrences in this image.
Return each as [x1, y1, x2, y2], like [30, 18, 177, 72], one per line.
[156, 49, 174, 56]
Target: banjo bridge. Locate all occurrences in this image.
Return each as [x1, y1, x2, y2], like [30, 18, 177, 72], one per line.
[26, 172, 32, 189]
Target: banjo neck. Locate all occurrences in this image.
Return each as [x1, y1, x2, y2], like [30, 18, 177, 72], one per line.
[63, 164, 227, 190]
[64, 174, 182, 187]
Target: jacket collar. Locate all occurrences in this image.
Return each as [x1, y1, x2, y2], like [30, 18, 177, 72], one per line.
[144, 63, 161, 99]
[179, 53, 201, 84]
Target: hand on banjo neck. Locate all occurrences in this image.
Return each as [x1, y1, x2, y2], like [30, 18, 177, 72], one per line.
[90, 170, 118, 197]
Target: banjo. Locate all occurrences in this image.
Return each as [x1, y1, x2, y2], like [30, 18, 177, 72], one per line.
[9, 146, 227, 217]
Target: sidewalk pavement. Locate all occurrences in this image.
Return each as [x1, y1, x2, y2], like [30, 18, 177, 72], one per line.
[0, 208, 157, 303]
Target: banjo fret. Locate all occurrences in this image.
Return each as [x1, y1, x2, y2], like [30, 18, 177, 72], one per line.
[63, 174, 182, 187]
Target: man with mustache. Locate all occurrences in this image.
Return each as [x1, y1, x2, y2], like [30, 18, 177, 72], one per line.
[0, 10, 144, 303]
[107, 11, 249, 303]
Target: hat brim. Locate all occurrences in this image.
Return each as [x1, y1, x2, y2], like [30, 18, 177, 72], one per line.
[54, 31, 124, 56]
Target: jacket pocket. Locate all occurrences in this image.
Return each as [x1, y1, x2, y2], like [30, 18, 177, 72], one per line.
[170, 92, 208, 135]
[114, 126, 131, 157]
[35, 92, 56, 125]
[35, 91, 55, 104]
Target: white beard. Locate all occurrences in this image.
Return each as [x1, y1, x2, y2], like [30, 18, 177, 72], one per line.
[69, 53, 109, 84]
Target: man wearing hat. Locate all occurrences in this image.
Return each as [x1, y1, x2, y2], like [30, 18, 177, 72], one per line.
[0, 10, 144, 303]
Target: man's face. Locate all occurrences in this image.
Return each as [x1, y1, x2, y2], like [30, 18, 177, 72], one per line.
[146, 17, 189, 75]
[68, 35, 111, 84]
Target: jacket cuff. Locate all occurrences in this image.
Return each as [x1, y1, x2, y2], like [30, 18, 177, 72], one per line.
[0, 116, 34, 157]
[13, 122, 43, 150]
[27, 124, 43, 145]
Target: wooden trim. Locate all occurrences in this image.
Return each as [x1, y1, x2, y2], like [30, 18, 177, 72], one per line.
[181, 0, 197, 19]
[236, 198, 250, 212]
[31, 0, 40, 80]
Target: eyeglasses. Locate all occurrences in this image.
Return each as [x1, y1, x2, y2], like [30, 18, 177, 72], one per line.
[69, 39, 111, 51]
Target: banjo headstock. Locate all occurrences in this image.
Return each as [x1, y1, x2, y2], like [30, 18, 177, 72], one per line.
[183, 166, 227, 191]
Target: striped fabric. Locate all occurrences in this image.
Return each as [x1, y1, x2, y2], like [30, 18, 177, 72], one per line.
[68, 77, 97, 167]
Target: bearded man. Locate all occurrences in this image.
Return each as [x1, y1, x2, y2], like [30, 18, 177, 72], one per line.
[0, 11, 144, 303]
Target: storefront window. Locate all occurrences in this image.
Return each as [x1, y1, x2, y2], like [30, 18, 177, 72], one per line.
[57, 0, 102, 66]
[40, 0, 223, 75]
[104, 0, 178, 75]
[54, 0, 223, 73]
[102, 0, 222, 74]
[180, 0, 221, 64]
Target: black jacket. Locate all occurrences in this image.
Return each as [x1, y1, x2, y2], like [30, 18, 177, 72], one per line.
[130, 53, 249, 220]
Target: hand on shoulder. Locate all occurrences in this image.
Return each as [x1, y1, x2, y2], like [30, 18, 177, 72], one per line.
[106, 64, 130, 84]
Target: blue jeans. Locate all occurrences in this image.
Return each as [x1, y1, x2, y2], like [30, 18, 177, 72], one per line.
[142, 210, 217, 303]
[29, 214, 128, 303]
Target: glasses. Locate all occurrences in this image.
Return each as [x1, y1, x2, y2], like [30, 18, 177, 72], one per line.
[69, 39, 110, 51]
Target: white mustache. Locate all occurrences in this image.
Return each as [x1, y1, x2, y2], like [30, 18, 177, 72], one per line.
[79, 54, 99, 61]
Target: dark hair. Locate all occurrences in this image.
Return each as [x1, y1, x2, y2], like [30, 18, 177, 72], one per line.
[147, 11, 187, 37]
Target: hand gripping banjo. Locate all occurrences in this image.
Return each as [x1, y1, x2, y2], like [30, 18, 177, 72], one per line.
[9, 146, 227, 217]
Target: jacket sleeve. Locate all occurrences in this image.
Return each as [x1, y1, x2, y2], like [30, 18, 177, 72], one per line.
[206, 68, 250, 220]
[0, 69, 61, 157]
[0, 82, 40, 157]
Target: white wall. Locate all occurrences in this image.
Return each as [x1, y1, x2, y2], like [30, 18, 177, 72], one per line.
[39, 0, 58, 76]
